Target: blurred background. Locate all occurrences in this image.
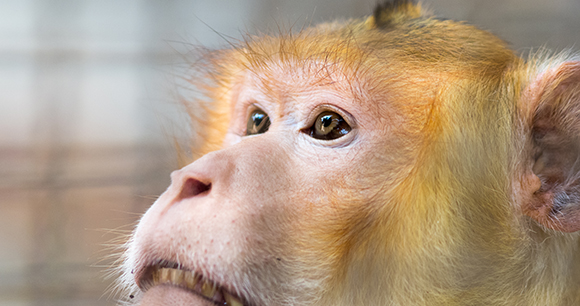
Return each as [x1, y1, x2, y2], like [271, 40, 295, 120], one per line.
[0, 0, 579, 305]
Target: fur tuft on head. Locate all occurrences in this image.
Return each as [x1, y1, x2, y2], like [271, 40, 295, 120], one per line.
[369, 0, 424, 29]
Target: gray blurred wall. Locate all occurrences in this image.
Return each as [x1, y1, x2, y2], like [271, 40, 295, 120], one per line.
[0, 0, 578, 305]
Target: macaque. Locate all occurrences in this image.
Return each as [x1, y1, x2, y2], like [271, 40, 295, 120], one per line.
[118, 0, 580, 305]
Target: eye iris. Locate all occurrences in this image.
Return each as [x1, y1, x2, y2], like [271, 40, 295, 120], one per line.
[246, 109, 270, 135]
[309, 111, 351, 140]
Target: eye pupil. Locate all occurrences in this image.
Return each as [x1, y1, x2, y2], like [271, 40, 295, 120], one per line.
[321, 116, 332, 128]
[246, 109, 270, 136]
[253, 113, 264, 126]
[305, 111, 351, 140]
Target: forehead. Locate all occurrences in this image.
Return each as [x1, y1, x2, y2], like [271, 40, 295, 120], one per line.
[240, 58, 368, 102]
[222, 16, 515, 97]
[224, 37, 407, 121]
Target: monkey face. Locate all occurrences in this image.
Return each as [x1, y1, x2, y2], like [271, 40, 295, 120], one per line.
[125, 62, 409, 306]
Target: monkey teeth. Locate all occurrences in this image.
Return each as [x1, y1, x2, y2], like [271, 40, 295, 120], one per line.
[141, 266, 245, 306]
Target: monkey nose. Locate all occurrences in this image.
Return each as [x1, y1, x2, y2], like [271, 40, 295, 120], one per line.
[170, 169, 212, 200]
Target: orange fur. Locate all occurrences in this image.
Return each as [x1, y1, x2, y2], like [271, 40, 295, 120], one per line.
[120, 1, 580, 305]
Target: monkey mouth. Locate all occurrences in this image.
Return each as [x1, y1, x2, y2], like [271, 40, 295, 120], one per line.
[138, 263, 247, 306]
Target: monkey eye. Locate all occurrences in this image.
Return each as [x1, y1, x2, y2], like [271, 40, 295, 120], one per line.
[304, 111, 351, 140]
[246, 109, 271, 136]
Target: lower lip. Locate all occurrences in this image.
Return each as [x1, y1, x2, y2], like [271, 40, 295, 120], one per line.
[138, 284, 217, 306]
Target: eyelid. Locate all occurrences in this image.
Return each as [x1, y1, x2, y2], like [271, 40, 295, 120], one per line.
[304, 104, 356, 130]
[245, 103, 266, 118]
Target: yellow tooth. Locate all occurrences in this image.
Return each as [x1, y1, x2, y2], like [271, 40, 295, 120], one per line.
[151, 267, 160, 286]
[159, 268, 171, 283]
[184, 271, 198, 289]
[172, 269, 185, 285]
[201, 280, 217, 299]
[224, 291, 244, 306]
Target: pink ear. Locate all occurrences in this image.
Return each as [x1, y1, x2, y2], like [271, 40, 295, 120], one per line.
[524, 60, 580, 233]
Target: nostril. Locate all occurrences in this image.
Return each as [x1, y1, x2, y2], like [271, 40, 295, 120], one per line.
[179, 178, 211, 199]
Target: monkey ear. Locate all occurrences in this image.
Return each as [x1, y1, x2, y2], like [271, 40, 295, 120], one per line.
[524, 60, 580, 232]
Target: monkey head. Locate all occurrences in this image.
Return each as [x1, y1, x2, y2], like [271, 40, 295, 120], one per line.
[119, 1, 580, 305]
